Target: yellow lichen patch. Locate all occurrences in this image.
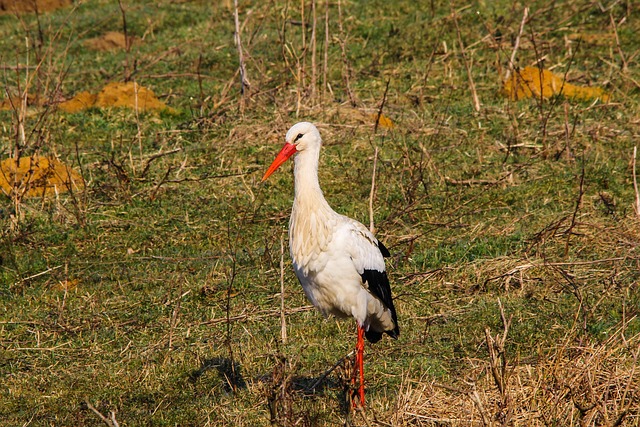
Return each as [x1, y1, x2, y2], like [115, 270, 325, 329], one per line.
[54, 279, 80, 291]
[371, 113, 395, 129]
[59, 82, 175, 113]
[0, 94, 40, 111]
[0, 0, 71, 14]
[96, 82, 172, 111]
[58, 91, 98, 113]
[84, 31, 139, 52]
[0, 156, 84, 198]
[503, 66, 610, 102]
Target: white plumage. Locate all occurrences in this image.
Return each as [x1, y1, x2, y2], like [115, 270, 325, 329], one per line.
[262, 122, 399, 407]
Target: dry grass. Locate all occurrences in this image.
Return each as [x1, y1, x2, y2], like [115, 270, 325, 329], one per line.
[0, 0, 639, 426]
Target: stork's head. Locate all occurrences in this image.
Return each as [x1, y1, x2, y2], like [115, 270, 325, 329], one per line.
[261, 122, 321, 181]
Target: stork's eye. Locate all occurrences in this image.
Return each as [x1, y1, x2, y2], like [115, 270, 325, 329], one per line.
[294, 133, 304, 142]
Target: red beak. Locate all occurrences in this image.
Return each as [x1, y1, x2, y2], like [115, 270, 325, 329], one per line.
[261, 142, 297, 182]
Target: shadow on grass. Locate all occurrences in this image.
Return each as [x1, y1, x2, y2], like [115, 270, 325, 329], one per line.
[188, 355, 352, 420]
[188, 357, 247, 392]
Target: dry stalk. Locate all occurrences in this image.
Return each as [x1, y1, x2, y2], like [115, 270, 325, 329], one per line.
[504, 7, 529, 82]
[337, 0, 356, 107]
[167, 279, 184, 349]
[564, 162, 585, 257]
[563, 103, 571, 159]
[306, 350, 354, 394]
[609, 12, 628, 73]
[467, 385, 493, 427]
[233, 0, 251, 98]
[452, 11, 480, 112]
[322, 0, 329, 102]
[293, 0, 307, 115]
[117, 0, 132, 81]
[309, 0, 317, 102]
[633, 146, 639, 217]
[280, 232, 287, 344]
[373, 79, 390, 135]
[483, 298, 513, 425]
[224, 221, 239, 393]
[85, 400, 121, 427]
[368, 146, 378, 235]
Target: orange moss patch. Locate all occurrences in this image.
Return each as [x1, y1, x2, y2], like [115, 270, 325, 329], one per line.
[503, 66, 610, 102]
[58, 91, 97, 113]
[54, 278, 80, 291]
[0, 156, 84, 198]
[0, 0, 71, 14]
[59, 82, 175, 113]
[0, 94, 40, 111]
[371, 113, 395, 129]
[84, 31, 139, 52]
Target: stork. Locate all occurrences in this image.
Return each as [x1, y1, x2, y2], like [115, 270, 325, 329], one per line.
[262, 122, 399, 408]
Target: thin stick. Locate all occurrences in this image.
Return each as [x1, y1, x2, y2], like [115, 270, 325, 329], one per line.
[337, 0, 356, 107]
[117, 0, 131, 81]
[633, 146, 639, 216]
[564, 162, 585, 257]
[85, 400, 120, 427]
[468, 387, 492, 427]
[369, 146, 378, 234]
[504, 7, 528, 82]
[374, 79, 390, 134]
[233, 0, 250, 96]
[306, 350, 355, 393]
[453, 11, 480, 112]
[310, 0, 317, 101]
[297, 0, 306, 115]
[168, 279, 183, 349]
[13, 264, 63, 286]
[322, 0, 329, 102]
[609, 12, 628, 73]
[280, 233, 287, 344]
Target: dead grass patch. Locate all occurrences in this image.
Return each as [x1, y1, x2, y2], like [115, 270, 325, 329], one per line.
[389, 330, 639, 426]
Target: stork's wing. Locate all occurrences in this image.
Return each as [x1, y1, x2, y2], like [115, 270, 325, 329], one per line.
[343, 218, 399, 342]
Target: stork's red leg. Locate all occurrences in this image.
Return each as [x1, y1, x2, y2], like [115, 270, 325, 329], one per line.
[354, 323, 366, 408]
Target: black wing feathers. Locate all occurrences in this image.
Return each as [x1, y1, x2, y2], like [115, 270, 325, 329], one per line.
[360, 240, 399, 343]
[377, 240, 391, 257]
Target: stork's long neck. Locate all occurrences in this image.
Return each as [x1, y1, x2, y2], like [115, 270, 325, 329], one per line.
[290, 145, 335, 266]
[292, 145, 332, 213]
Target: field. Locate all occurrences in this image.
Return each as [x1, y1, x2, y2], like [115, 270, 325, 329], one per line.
[1, 0, 639, 425]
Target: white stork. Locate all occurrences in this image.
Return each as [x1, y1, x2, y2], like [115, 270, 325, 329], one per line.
[262, 122, 399, 407]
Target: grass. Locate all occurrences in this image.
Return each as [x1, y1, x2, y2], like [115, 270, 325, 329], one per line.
[1, 0, 639, 425]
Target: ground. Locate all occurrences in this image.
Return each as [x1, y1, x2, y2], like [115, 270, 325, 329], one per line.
[0, 1, 639, 426]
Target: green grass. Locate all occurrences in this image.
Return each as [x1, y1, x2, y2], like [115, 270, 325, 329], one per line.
[1, 0, 639, 425]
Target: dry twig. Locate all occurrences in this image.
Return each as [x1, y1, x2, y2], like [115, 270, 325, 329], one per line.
[280, 232, 287, 344]
[504, 7, 529, 81]
[85, 400, 120, 427]
[633, 146, 639, 216]
[452, 10, 480, 112]
[233, 0, 250, 96]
